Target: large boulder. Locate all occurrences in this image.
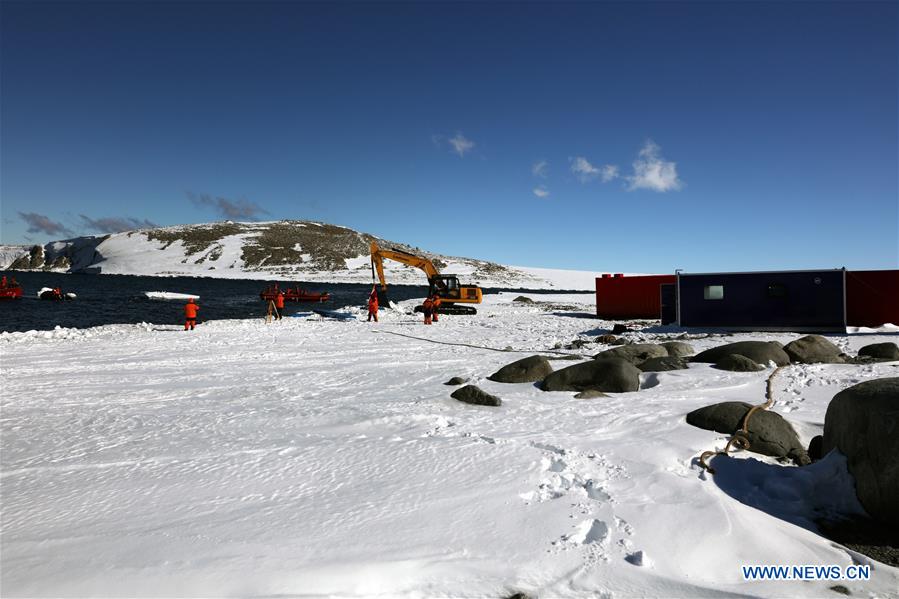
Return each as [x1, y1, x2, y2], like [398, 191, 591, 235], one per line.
[488, 355, 553, 383]
[783, 335, 845, 364]
[692, 341, 790, 367]
[687, 401, 808, 463]
[858, 342, 899, 362]
[638, 356, 690, 372]
[714, 354, 765, 372]
[660, 341, 694, 358]
[594, 343, 668, 365]
[822, 378, 899, 525]
[541, 357, 640, 393]
[451, 385, 502, 407]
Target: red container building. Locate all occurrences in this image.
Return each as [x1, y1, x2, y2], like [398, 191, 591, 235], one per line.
[846, 270, 899, 327]
[595, 273, 675, 319]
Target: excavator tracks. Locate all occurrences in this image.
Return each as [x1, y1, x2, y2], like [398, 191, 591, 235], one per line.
[413, 304, 477, 316]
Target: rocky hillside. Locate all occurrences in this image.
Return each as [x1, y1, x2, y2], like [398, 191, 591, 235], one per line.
[1, 220, 591, 289]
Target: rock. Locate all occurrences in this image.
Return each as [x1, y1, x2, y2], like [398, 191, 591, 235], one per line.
[513, 296, 534, 304]
[451, 385, 502, 407]
[547, 354, 583, 361]
[845, 355, 887, 365]
[783, 335, 845, 364]
[611, 324, 631, 335]
[808, 435, 823, 462]
[488, 355, 553, 383]
[444, 376, 468, 386]
[713, 354, 765, 372]
[858, 342, 899, 361]
[638, 356, 690, 372]
[686, 401, 808, 463]
[594, 343, 668, 365]
[574, 389, 608, 399]
[823, 378, 899, 526]
[829, 585, 851, 596]
[693, 341, 790, 367]
[660, 341, 694, 358]
[541, 357, 640, 393]
[565, 339, 590, 350]
[594, 334, 619, 344]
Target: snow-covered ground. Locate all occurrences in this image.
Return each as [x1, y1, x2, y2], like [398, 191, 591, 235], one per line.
[2, 293, 897, 598]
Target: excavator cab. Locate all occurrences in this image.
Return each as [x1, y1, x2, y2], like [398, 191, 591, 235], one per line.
[429, 275, 482, 304]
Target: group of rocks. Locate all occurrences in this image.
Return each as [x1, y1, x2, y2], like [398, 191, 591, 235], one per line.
[446, 335, 898, 531]
[448, 337, 898, 407]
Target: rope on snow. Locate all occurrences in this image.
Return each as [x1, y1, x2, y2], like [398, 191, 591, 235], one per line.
[698, 365, 785, 475]
[371, 329, 590, 358]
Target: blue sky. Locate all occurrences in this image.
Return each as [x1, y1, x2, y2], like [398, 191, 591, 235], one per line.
[1, 1, 896, 272]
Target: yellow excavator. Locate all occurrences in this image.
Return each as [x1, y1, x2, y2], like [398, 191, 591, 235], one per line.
[370, 241, 483, 315]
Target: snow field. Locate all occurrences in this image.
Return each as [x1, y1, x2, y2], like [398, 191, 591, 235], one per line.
[1, 292, 898, 597]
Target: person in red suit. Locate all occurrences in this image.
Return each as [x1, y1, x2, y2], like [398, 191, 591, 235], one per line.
[367, 287, 379, 322]
[184, 298, 199, 330]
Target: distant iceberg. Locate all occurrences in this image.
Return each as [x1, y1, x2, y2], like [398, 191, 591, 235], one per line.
[144, 291, 200, 301]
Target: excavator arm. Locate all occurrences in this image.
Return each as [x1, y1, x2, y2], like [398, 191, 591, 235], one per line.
[370, 241, 440, 292]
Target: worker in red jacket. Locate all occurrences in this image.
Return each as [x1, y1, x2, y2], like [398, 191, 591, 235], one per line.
[275, 290, 285, 320]
[184, 298, 199, 330]
[431, 294, 441, 322]
[422, 296, 434, 325]
[367, 287, 379, 322]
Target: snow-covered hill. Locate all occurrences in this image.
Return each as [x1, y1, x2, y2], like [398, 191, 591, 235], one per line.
[1, 220, 609, 290]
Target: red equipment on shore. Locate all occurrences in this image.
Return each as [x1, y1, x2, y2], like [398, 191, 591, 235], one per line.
[259, 285, 330, 303]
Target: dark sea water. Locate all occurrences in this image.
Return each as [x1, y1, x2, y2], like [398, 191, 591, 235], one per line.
[0, 271, 573, 333]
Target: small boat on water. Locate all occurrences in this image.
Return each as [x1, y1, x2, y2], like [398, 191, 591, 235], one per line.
[260, 285, 330, 303]
[38, 287, 76, 301]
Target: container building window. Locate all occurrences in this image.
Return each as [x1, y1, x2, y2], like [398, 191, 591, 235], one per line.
[703, 285, 724, 300]
[767, 283, 787, 298]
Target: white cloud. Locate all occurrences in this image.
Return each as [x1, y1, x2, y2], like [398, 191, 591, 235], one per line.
[533, 185, 550, 198]
[570, 156, 600, 182]
[448, 132, 475, 157]
[600, 164, 619, 183]
[532, 160, 548, 178]
[626, 140, 683, 192]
